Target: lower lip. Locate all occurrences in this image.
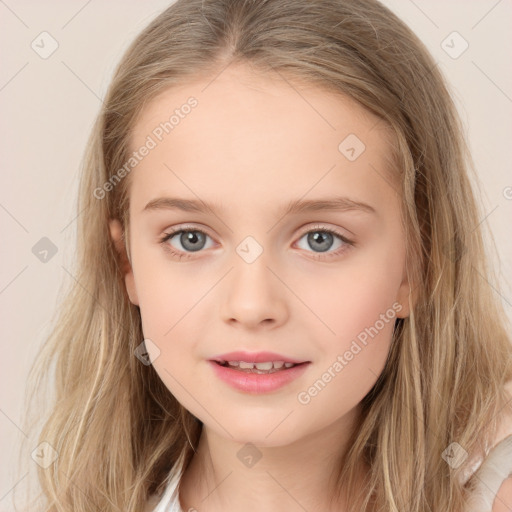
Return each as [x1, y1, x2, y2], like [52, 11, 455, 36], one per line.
[208, 361, 310, 394]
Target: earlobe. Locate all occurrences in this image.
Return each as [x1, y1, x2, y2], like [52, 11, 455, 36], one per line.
[109, 218, 139, 306]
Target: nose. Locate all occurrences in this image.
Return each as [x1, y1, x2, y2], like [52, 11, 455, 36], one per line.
[220, 251, 289, 330]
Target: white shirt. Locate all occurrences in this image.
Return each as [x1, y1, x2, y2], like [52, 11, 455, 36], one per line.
[151, 434, 512, 512]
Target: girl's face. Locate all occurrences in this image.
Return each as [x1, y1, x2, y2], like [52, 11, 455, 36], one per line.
[111, 64, 411, 446]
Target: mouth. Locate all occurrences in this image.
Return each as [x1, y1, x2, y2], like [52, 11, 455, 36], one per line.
[212, 360, 310, 374]
[208, 355, 311, 393]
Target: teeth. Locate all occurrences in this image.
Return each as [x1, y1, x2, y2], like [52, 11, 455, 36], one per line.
[255, 362, 273, 370]
[222, 360, 297, 371]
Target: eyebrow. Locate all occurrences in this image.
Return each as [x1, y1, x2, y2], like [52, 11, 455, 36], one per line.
[142, 195, 376, 216]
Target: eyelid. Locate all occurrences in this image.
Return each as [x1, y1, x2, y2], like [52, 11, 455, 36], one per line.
[160, 223, 353, 243]
[297, 223, 353, 243]
[160, 223, 215, 241]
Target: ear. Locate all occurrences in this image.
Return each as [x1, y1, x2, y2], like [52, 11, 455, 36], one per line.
[109, 218, 139, 306]
[395, 269, 412, 319]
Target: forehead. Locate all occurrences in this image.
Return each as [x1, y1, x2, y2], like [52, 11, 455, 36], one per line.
[127, 64, 398, 213]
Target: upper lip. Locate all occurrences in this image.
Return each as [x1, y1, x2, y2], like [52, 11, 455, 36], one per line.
[210, 351, 309, 364]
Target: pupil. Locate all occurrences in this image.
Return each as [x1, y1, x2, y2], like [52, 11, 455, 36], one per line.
[308, 231, 333, 252]
[181, 231, 205, 252]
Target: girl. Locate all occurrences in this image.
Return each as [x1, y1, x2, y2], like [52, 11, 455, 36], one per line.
[16, 0, 512, 511]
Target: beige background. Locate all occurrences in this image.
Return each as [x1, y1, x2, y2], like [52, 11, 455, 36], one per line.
[1, 0, 511, 509]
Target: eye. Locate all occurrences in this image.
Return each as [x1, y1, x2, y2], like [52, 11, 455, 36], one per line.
[295, 224, 354, 259]
[159, 223, 354, 260]
[159, 225, 215, 259]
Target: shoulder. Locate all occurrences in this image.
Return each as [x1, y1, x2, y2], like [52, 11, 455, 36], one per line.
[489, 381, 512, 511]
[492, 476, 512, 512]
[469, 381, 512, 511]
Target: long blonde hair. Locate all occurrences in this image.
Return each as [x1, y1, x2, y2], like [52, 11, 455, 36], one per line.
[14, 0, 512, 510]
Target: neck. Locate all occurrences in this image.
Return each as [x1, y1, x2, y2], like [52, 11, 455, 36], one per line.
[178, 404, 368, 512]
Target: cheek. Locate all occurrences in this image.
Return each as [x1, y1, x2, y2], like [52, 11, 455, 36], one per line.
[131, 252, 215, 360]
[299, 248, 403, 347]
[294, 272, 399, 420]
[292, 249, 402, 392]
[331, 271, 400, 342]
[130, 240, 189, 322]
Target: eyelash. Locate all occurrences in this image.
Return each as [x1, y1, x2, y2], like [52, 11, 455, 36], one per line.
[159, 223, 355, 261]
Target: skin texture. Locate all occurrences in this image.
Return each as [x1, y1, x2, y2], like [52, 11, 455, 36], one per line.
[110, 63, 411, 512]
[493, 477, 512, 512]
